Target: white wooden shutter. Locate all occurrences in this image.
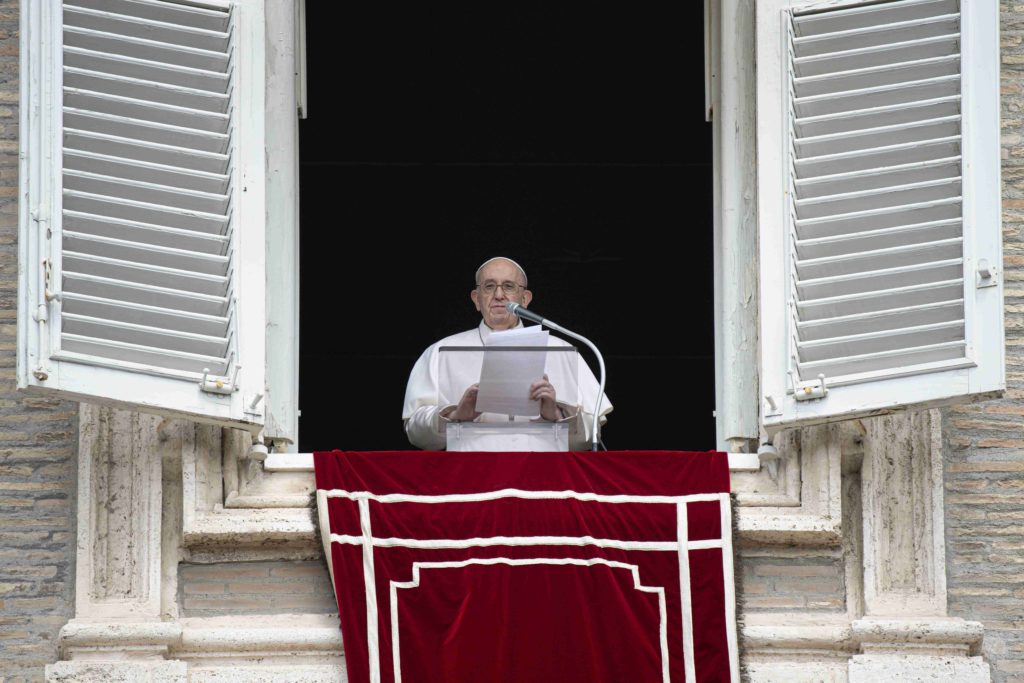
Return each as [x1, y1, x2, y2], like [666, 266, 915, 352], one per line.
[18, 0, 268, 429]
[757, 0, 1004, 431]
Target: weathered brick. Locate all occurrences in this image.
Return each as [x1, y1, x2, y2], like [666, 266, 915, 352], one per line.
[752, 564, 838, 577]
[269, 563, 328, 578]
[227, 581, 316, 594]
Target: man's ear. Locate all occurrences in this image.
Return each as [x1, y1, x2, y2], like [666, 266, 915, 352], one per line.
[521, 290, 533, 308]
[471, 288, 481, 311]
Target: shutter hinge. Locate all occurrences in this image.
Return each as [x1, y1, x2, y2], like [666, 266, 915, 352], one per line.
[977, 259, 998, 288]
[793, 373, 829, 402]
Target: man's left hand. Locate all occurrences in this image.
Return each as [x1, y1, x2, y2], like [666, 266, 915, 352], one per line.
[530, 374, 562, 422]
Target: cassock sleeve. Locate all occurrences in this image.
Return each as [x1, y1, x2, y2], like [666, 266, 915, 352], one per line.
[402, 344, 451, 450]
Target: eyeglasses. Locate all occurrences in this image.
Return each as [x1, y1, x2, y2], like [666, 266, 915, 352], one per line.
[478, 281, 525, 295]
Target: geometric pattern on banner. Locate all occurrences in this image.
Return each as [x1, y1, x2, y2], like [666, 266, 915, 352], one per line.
[314, 450, 739, 683]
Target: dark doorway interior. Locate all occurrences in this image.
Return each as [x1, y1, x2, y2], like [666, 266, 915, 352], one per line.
[298, 6, 714, 451]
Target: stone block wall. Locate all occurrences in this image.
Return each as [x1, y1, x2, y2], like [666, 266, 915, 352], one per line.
[0, 3, 79, 682]
[942, 3, 1024, 682]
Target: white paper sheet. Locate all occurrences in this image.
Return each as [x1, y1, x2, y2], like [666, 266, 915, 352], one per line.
[474, 327, 550, 416]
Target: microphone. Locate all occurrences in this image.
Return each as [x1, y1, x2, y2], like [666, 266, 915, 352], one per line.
[505, 302, 545, 325]
[503, 303, 607, 452]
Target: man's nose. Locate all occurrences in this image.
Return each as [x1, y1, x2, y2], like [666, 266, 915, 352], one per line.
[493, 287, 508, 300]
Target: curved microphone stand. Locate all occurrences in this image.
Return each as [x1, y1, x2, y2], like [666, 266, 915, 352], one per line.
[506, 303, 606, 451]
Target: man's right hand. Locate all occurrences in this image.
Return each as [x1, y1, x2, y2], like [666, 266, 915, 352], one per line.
[445, 384, 482, 422]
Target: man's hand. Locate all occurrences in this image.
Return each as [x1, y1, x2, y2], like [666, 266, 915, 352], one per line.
[446, 384, 483, 422]
[530, 374, 562, 422]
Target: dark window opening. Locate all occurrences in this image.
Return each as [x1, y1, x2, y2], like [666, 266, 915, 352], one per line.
[299, 6, 714, 451]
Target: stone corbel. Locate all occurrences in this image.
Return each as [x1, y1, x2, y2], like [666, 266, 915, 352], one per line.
[180, 425, 316, 561]
[733, 422, 851, 545]
[222, 427, 313, 509]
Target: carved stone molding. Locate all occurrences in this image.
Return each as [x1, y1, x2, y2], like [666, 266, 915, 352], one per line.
[75, 405, 164, 620]
[734, 423, 847, 544]
[861, 410, 946, 617]
[180, 425, 316, 561]
[742, 615, 989, 682]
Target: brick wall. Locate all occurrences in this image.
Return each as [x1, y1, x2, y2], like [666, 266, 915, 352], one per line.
[0, 4, 79, 682]
[179, 561, 336, 617]
[740, 548, 846, 613]
[942, 3, 1024, 682]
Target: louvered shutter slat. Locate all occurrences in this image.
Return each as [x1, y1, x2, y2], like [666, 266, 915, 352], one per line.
[61, 292, 230, 337]
[796, 341, 966, 377]
[794, 0, 959, 34]
[795, 279, 964, 320]
[785, 0, 969, 389]
[797, 299, 963, 340]
[63, 252, 229, 296]
[64, 6, 231, 52]
[63, 232, 229, 275]
[797, 319, 964, 361]
[794, 137, 961, 178]
[64, 90, 230, 132]
[795, 177, 962, 219]
[797, 259, 963, 301]
[63, 27, 231, 72]
[62, 272, 230, 318]
[795, 117, 960, 158]
[64, 68, 230, 112]
[797, 238, 963, 280]
[69, 0, 231, 31]
[62, 312, 229, 356]
[64, 211, 229, 254]
[63, 192, 229, 233]
[65, 130, 230, 172]
[795, 34, 961, 77]
[64, 112, 230, 153]
[794, 55, 960, 97]
[796, 96, 960, 135]
[796, 158, 961, 199]
[795, 76, 960, 118]
[64, 171, 229, 214]
[64, 150, 230, 194]
[795, 198, 961, 239]
[64, 47, 230, 92]
[60, 336, 229, 374]
[797, 218, 962, 259]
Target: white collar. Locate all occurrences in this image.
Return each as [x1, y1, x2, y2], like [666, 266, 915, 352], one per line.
[478, 319, 524, 343]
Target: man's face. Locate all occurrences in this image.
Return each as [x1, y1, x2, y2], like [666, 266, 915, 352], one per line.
[471, 259, 533, 330]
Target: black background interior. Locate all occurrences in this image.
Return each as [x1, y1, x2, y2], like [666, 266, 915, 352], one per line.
[298, 5, 715, 451]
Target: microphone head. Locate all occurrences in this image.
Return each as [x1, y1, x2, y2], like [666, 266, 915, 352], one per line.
[505, 302, 520, 315]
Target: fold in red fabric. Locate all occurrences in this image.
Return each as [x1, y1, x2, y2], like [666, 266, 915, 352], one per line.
[315, 450, 736, 683]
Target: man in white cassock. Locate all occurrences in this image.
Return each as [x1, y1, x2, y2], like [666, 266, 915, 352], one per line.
[402, 257, 612, 450]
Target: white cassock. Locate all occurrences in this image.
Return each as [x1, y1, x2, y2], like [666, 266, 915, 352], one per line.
[402, 321, 613, 450]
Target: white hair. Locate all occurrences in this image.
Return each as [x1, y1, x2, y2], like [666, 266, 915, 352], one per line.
[475, 256, 528, 287]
